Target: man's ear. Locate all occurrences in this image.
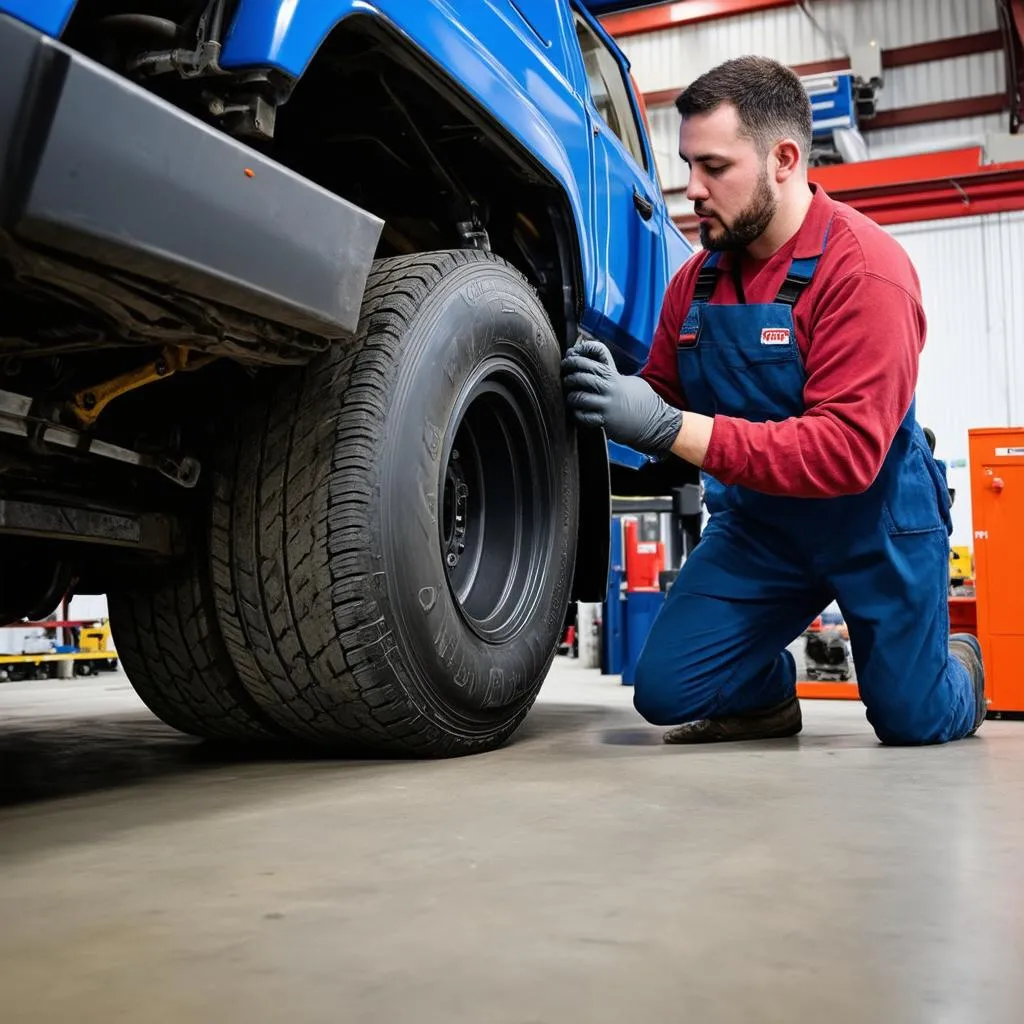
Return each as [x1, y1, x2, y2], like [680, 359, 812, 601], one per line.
[773, 139, 802, 182]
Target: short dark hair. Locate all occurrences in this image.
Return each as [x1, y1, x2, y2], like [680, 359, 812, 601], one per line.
[675, 56, 812, 163]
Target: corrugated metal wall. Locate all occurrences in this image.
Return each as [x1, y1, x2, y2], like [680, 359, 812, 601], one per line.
[619, 0, 1008, 199]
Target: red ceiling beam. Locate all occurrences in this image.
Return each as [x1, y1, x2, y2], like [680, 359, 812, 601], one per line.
[861, 94, 1008, 131]
[642, 31, 1004, 108]
[675, 183, 1024, 232]
[807, 147, 990, 192]
[672, 147, 1024, 232]
[882, 30, 1003, 68]
[837, 180, 1024, 226]
[600, 0, 797, 38]
[644, 86, 684, 107]
[811, 146, 1024, 196]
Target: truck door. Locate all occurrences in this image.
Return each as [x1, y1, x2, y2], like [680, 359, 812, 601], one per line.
[571, 6, 666, 372]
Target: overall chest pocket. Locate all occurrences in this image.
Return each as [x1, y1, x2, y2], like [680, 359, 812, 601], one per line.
[694, 320, 806, 421]
[719, 325, 802, 369]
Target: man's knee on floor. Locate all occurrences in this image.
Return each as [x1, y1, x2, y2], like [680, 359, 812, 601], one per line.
[632, 649, 712, 726]
[863, 690, 956, 746]
[868, 712, 942, 746]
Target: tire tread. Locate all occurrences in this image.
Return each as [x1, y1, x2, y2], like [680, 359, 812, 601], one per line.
[214, 250, 563, 755]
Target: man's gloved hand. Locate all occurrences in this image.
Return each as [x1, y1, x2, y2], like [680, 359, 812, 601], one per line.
[561, 339, 682, 458]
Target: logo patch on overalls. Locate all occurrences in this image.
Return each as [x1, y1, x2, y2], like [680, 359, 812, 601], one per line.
[760, 328, 791, 346]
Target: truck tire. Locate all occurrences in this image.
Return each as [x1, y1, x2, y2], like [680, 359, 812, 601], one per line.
[108, 540, 279, 741]
[213, 250, 579, 755]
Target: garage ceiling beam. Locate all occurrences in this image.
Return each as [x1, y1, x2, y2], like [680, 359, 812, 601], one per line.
[862, 94, 1008, 132]
[813, 153, 1024, 225]
[808, 146, 1015, 192]
[671, 147, 1024, 235]
[600, 0, 798, 38]
[641, 31, 1005, 109]
[882, 30, 1004, 69]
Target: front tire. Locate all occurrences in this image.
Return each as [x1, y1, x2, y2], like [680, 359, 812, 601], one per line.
[214, 251, 579, 755]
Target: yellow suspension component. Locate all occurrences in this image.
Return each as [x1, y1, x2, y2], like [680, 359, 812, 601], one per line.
[69, 346, 214, 428]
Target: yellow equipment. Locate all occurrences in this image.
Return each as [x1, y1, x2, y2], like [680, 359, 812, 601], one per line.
[950, 545, 973, 583]
[79, 621, 114, 653]
[0, 619, 118, 681]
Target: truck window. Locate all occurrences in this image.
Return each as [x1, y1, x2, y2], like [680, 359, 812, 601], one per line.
[572, 10, 649, 172]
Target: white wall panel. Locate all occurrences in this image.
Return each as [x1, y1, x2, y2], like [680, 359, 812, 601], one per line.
[989, 214, 1024, 423]
[647, 104, 687, 190]
[621, 7, 834, 93]
[885, 213, 1024, 546]
[799, 0, 999, 51]
[68, 594, 110, 622]
[878, 52, 1004, 109]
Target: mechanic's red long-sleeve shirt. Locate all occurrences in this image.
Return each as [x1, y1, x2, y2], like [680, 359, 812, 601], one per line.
[641, 185, 927, 498]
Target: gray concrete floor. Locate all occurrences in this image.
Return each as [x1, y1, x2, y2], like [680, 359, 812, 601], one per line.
[1, 661, 1023, 1023]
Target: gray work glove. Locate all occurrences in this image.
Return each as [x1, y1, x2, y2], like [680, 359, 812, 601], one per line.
[561, 339, 682, 458]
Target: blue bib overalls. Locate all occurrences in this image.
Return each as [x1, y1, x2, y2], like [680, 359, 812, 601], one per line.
[631, 238, 978, 745]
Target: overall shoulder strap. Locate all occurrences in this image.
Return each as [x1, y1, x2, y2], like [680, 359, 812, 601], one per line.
[774, 215, 835, 306]
[678, 252, 721, 345]
[774, 255, 820, 306]
[692, 251, 721, 304]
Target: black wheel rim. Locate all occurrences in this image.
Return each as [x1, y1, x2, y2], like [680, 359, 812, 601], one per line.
[440, 358, 554, 644]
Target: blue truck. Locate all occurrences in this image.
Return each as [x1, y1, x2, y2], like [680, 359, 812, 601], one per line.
[0, 0, 692, 754]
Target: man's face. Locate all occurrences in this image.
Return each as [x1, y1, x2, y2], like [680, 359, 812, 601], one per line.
[679, 103, 777, 252]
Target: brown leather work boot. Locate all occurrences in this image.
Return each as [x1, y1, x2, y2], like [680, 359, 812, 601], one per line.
[949, 633, 987, 736]
[662, 695, 802, 745]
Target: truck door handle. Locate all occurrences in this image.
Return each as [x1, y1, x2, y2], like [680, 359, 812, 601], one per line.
[633, 187, 654, 221]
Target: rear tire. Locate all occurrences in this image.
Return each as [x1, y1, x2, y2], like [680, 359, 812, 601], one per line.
[108, 539, 278, 740]
[213, 250, 579, 755]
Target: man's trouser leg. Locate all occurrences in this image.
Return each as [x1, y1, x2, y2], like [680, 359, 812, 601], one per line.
[632, 511, 829, 727]
[831, 526, 978, 745]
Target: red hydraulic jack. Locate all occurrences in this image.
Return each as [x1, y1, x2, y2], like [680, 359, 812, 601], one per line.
[623, 518, 664, 591]
[602, 488, 703, 683]
[619, 516, 666, 685]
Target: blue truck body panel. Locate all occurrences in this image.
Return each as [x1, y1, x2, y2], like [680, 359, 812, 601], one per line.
[0, 0, 74, 35]
[0, 0, 692, 467]
[217, 0, 692, 373]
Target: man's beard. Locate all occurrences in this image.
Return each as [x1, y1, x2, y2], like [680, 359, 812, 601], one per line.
[697, 170, 777, 252]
